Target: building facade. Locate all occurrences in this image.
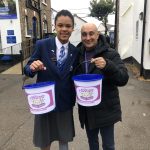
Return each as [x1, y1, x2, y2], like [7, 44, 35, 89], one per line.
[19, 0, 51, 42]
[0, 0, 51, 55]
[118, 0, 150, 78]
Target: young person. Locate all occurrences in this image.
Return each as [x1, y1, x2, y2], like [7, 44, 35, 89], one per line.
[24, 10, 79, 150]
[76, 23, 129, 150]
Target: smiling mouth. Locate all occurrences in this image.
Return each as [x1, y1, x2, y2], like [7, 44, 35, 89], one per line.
[61, 32, 69, 35]
[85, 42, 92, 45]
[61, 34, 68, 36]
[61, 35, 69, 38]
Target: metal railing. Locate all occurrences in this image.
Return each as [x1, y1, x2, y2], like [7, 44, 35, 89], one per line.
[20, 40, 35, 75]
[0, 43, 21, 55]
[0, 39, 35, 74]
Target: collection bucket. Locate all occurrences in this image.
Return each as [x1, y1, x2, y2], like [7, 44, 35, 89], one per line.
[72, 74, 103, 107]
[23, 81, 55, 115]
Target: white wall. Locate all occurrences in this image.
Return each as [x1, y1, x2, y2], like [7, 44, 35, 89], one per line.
[70, 16, 86, 46]
[119, 0, 150, 70]
[0, 0, 22, 54]
[143, 0, 150, 70]
[118, 0, 134, 59]
[132, 0, 144, 64]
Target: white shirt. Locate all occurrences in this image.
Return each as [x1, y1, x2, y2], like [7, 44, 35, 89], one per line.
[55, 37, 69, 61]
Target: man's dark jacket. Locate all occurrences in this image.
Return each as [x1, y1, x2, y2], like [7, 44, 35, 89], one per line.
[76, 34, 129, 129]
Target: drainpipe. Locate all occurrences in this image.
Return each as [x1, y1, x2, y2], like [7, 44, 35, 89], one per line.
[114, 0, 119, 50]
[38, 0, 42, 39]
[140, 0, 147, 76]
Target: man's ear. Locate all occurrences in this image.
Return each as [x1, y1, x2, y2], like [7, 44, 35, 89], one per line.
[97, 31, 100, 39]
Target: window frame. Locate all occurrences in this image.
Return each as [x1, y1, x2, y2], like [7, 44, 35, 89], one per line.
[25, 15, 31, 37]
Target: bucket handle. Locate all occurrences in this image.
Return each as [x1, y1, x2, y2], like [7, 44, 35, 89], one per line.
[22, 75, 30, 89]
[73, 60, 91, 75]
[22, 59, 94, 88]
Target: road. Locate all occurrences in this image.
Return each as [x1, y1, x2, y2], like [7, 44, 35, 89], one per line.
[0, 70, 150, 150]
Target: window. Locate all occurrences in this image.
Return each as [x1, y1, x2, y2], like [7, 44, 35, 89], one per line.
[32, 17, 39, 39]
[43, 20, 48, 34]
[25, 16, 31, 36]
[136, 21, 139, 40]
[42, 0, 47, 5]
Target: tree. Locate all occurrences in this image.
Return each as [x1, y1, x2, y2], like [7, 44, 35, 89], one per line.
[89, 0, 114, 35]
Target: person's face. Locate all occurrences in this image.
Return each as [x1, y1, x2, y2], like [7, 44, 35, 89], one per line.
[81, 25, 99, 51]
[55, 16, 73, 44]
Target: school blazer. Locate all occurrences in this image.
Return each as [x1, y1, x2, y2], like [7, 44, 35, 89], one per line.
[24, 37, 79, 111]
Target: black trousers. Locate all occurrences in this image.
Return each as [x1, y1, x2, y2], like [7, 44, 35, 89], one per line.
[85, 122, 115, 150]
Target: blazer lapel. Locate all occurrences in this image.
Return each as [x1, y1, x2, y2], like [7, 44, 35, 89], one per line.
[59, 44, 75, 78]
[45, 38, 62, 78]
[45, 40, 76, 79]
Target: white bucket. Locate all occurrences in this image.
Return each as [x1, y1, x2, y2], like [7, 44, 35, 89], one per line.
[23, 81, 55, 114]
[73, 74, 103, 107]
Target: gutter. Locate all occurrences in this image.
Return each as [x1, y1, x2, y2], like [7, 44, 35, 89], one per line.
[38, 0, 42, 39]
[140, 0, 147, 76]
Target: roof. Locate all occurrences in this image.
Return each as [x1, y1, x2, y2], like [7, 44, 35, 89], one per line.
[73, 14, 87, 23]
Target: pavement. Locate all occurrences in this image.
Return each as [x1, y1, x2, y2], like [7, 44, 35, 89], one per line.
[0, 63, 150, 150]
[1, 62, 22, 74]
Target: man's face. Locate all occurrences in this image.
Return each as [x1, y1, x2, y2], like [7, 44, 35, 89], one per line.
[55, 16, 73, 44]
[81, 25, 99, 51]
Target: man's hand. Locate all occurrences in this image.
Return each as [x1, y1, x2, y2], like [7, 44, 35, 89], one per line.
[30, 60, 46, 72]
[91, 57, 106, 69]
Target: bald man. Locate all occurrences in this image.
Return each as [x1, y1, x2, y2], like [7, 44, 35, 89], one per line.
[76, 23, 129, 150]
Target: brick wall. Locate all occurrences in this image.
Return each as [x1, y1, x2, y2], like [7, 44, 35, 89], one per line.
[18, 0, 52, 42]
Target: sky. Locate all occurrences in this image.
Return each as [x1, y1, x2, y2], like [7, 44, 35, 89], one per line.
[51, 0, 115, 26]
[51, 0, 91, 17]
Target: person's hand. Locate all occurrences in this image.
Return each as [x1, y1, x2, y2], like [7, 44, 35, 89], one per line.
[30, 60, 46, 72]
[91, 57, 106, 69]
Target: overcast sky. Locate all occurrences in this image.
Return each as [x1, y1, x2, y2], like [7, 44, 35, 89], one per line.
[51, 0, 91, 17]
[51, 0, 115, 26]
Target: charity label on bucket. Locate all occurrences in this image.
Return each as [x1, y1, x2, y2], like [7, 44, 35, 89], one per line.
[23, 81, 55, 114]
[73, 74, 103, 107]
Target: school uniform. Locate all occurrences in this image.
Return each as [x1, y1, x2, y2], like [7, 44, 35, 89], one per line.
[24, 37, 79, 148]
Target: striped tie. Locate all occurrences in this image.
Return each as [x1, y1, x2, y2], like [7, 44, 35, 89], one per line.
[57, 46, 66, 69]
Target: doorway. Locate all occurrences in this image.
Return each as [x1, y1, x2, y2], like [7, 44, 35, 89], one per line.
[32, 17, 38, 43]
[0, 30, 2, 51]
